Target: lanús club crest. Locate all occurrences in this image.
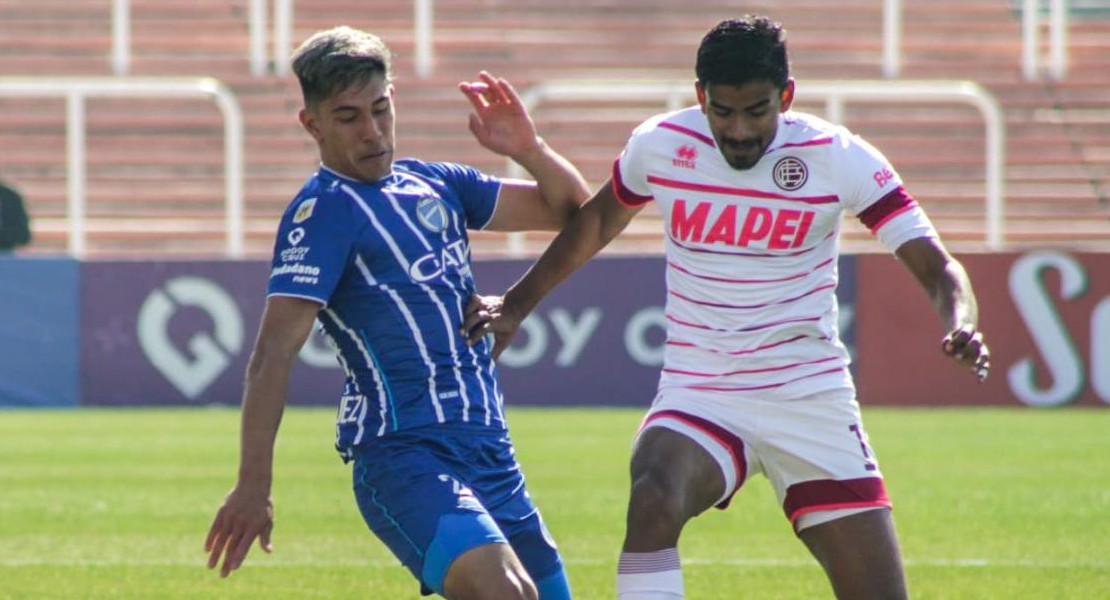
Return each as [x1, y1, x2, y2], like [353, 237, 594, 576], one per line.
[773, 156, 808, 191]
[415, 196, 448, 233]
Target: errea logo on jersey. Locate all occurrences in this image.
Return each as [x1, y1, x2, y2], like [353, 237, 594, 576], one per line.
[672, 144, 698, 169]
[671, 199, 815, 250]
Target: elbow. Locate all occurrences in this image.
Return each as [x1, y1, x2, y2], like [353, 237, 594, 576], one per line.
[245, 341, 298, 383]
[558, 199, 585, 226]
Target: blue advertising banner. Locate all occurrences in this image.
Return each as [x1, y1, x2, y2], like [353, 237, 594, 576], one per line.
[0, 257, 80, 407]
[77, 256, 857, 408]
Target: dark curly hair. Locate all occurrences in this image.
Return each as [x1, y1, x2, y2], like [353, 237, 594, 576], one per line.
[696, 16, 789, 90]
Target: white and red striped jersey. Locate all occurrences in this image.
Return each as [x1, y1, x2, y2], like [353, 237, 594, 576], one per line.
[613, 107, 937, 400]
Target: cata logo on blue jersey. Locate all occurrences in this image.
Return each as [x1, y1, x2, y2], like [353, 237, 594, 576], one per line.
[415, 196, 448, 233]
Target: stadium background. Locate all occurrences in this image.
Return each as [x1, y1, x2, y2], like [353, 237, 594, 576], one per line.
[1, 2, 1108, 599]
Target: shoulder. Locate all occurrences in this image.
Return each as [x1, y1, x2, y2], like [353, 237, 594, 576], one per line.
[279, 170, 353, 225]
[623, 107, 714, 168]
[396, 158, 486, 183]
[767, 111, 885, 165]
[0, 181, 20, 200]
[395, 158, 500, 196]
[631, 106, 711, 142]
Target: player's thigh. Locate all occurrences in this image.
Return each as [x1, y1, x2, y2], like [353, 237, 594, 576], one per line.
[443, 542, 536, 600]
[630, 424, 729, 517]
[755, 394, 892, 531]
[351, 440, 508, 596]
[466, 433, 566, 585]
[633, 396, 754, 515]
[799, 508, 907, 598]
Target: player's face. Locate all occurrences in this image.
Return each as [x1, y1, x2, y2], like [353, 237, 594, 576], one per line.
[300, 74, 396, 182]
[697, 79, 794, 171]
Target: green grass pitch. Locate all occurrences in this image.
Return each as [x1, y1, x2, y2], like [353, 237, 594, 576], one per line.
[1, 406, 1108, 599]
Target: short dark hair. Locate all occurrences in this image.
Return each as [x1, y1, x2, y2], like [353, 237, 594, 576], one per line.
[696, 16, 789, 89]
[291, 26, 393, 108]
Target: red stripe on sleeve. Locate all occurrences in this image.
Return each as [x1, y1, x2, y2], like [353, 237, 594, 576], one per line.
[857, 186, 916, 232]
[611, 158, 654, 207]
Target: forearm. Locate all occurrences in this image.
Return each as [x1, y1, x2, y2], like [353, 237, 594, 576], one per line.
[505, 200, 620, 317]
[932, 259, 979, 332]
[510, 139, 590, 222]
[236, 352, 295, 490]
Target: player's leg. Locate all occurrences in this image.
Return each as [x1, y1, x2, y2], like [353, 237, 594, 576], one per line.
[798, 508, 908, 600]
[619, 408, 749, 600]
[442, 542, 538, 600]
[351, 433, 537, 600]
[624, 426, 726, 550]
[759, 393, 906, 599]
[472, 432, 573, 600]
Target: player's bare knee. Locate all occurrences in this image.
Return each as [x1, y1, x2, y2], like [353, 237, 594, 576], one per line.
[445, 570, 537, 600]
[628, 470, 687, 530]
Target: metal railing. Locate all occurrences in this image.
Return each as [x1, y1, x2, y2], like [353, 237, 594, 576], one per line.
[106, 1, 1068, 81]
[267, 0, 436, 78]
[108, 0, 433, 78]
[0, 77, 245, 258]
[109, 0, 281, 77]
[1023, 0, 1070, 79]
[513, 79, 1006, 253]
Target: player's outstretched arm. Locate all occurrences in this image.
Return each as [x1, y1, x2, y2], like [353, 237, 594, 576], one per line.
[459, 71, 589, 231]
[464, 180, 639, 356]
[205, 296, 320, 577]
[894, 236, 991, 381]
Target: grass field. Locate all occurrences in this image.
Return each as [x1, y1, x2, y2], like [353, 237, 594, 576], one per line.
[1, 406, 1108, 599]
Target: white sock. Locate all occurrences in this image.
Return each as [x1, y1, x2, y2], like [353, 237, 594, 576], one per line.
[617, 548, 684, 600]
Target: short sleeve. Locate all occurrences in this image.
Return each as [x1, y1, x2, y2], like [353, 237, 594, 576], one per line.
[417, 161, 501, 230]
[612, 123, 656, 207]
[267, 192, 358, 304]
[832, 131, 937, 251]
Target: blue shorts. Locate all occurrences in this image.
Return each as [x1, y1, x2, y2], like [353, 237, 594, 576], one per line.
[351, 427, 564, 595]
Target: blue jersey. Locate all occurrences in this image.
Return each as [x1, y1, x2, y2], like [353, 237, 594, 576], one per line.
[267, 161, 506, 459]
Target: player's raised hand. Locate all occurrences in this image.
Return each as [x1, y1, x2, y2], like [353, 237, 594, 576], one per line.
[458, 71, 542, 160]
[461, 293, 522, 359]
[205, 486, 274, 578]
[942, 323, 991, 383]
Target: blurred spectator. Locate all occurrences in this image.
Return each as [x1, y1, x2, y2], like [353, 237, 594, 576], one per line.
[0, 178, 31, 252]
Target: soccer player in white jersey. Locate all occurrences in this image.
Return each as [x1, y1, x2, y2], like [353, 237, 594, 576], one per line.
[467, 15, 990, 600]
[204, 27, 589, 600]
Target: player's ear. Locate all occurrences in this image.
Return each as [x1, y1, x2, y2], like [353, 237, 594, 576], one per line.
[780, 79, 796, 112]
[695, 81, 707, 113]
[299, 107, 323, 142]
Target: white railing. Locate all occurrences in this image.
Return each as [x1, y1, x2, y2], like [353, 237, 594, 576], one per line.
[885, 0, 1070, 80]
[414, 0, 435, 78]
[109, 0, 274, 76]
[107, 1, 1067, 82]
[110, 0, 435, 79]
[271, 0, 295, 76]
[883, 0, 903, 77]
[514, 79, 1006, 253]
[1023, 0, 1070, 79]
[0, 77, 245, 258]
[267, 0, 436, 78]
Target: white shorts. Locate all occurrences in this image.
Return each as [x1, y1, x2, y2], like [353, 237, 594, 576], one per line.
[639, 387, 891, 532]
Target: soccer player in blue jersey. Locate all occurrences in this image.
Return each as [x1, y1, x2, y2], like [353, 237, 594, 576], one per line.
[204, 26, 589, 600]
